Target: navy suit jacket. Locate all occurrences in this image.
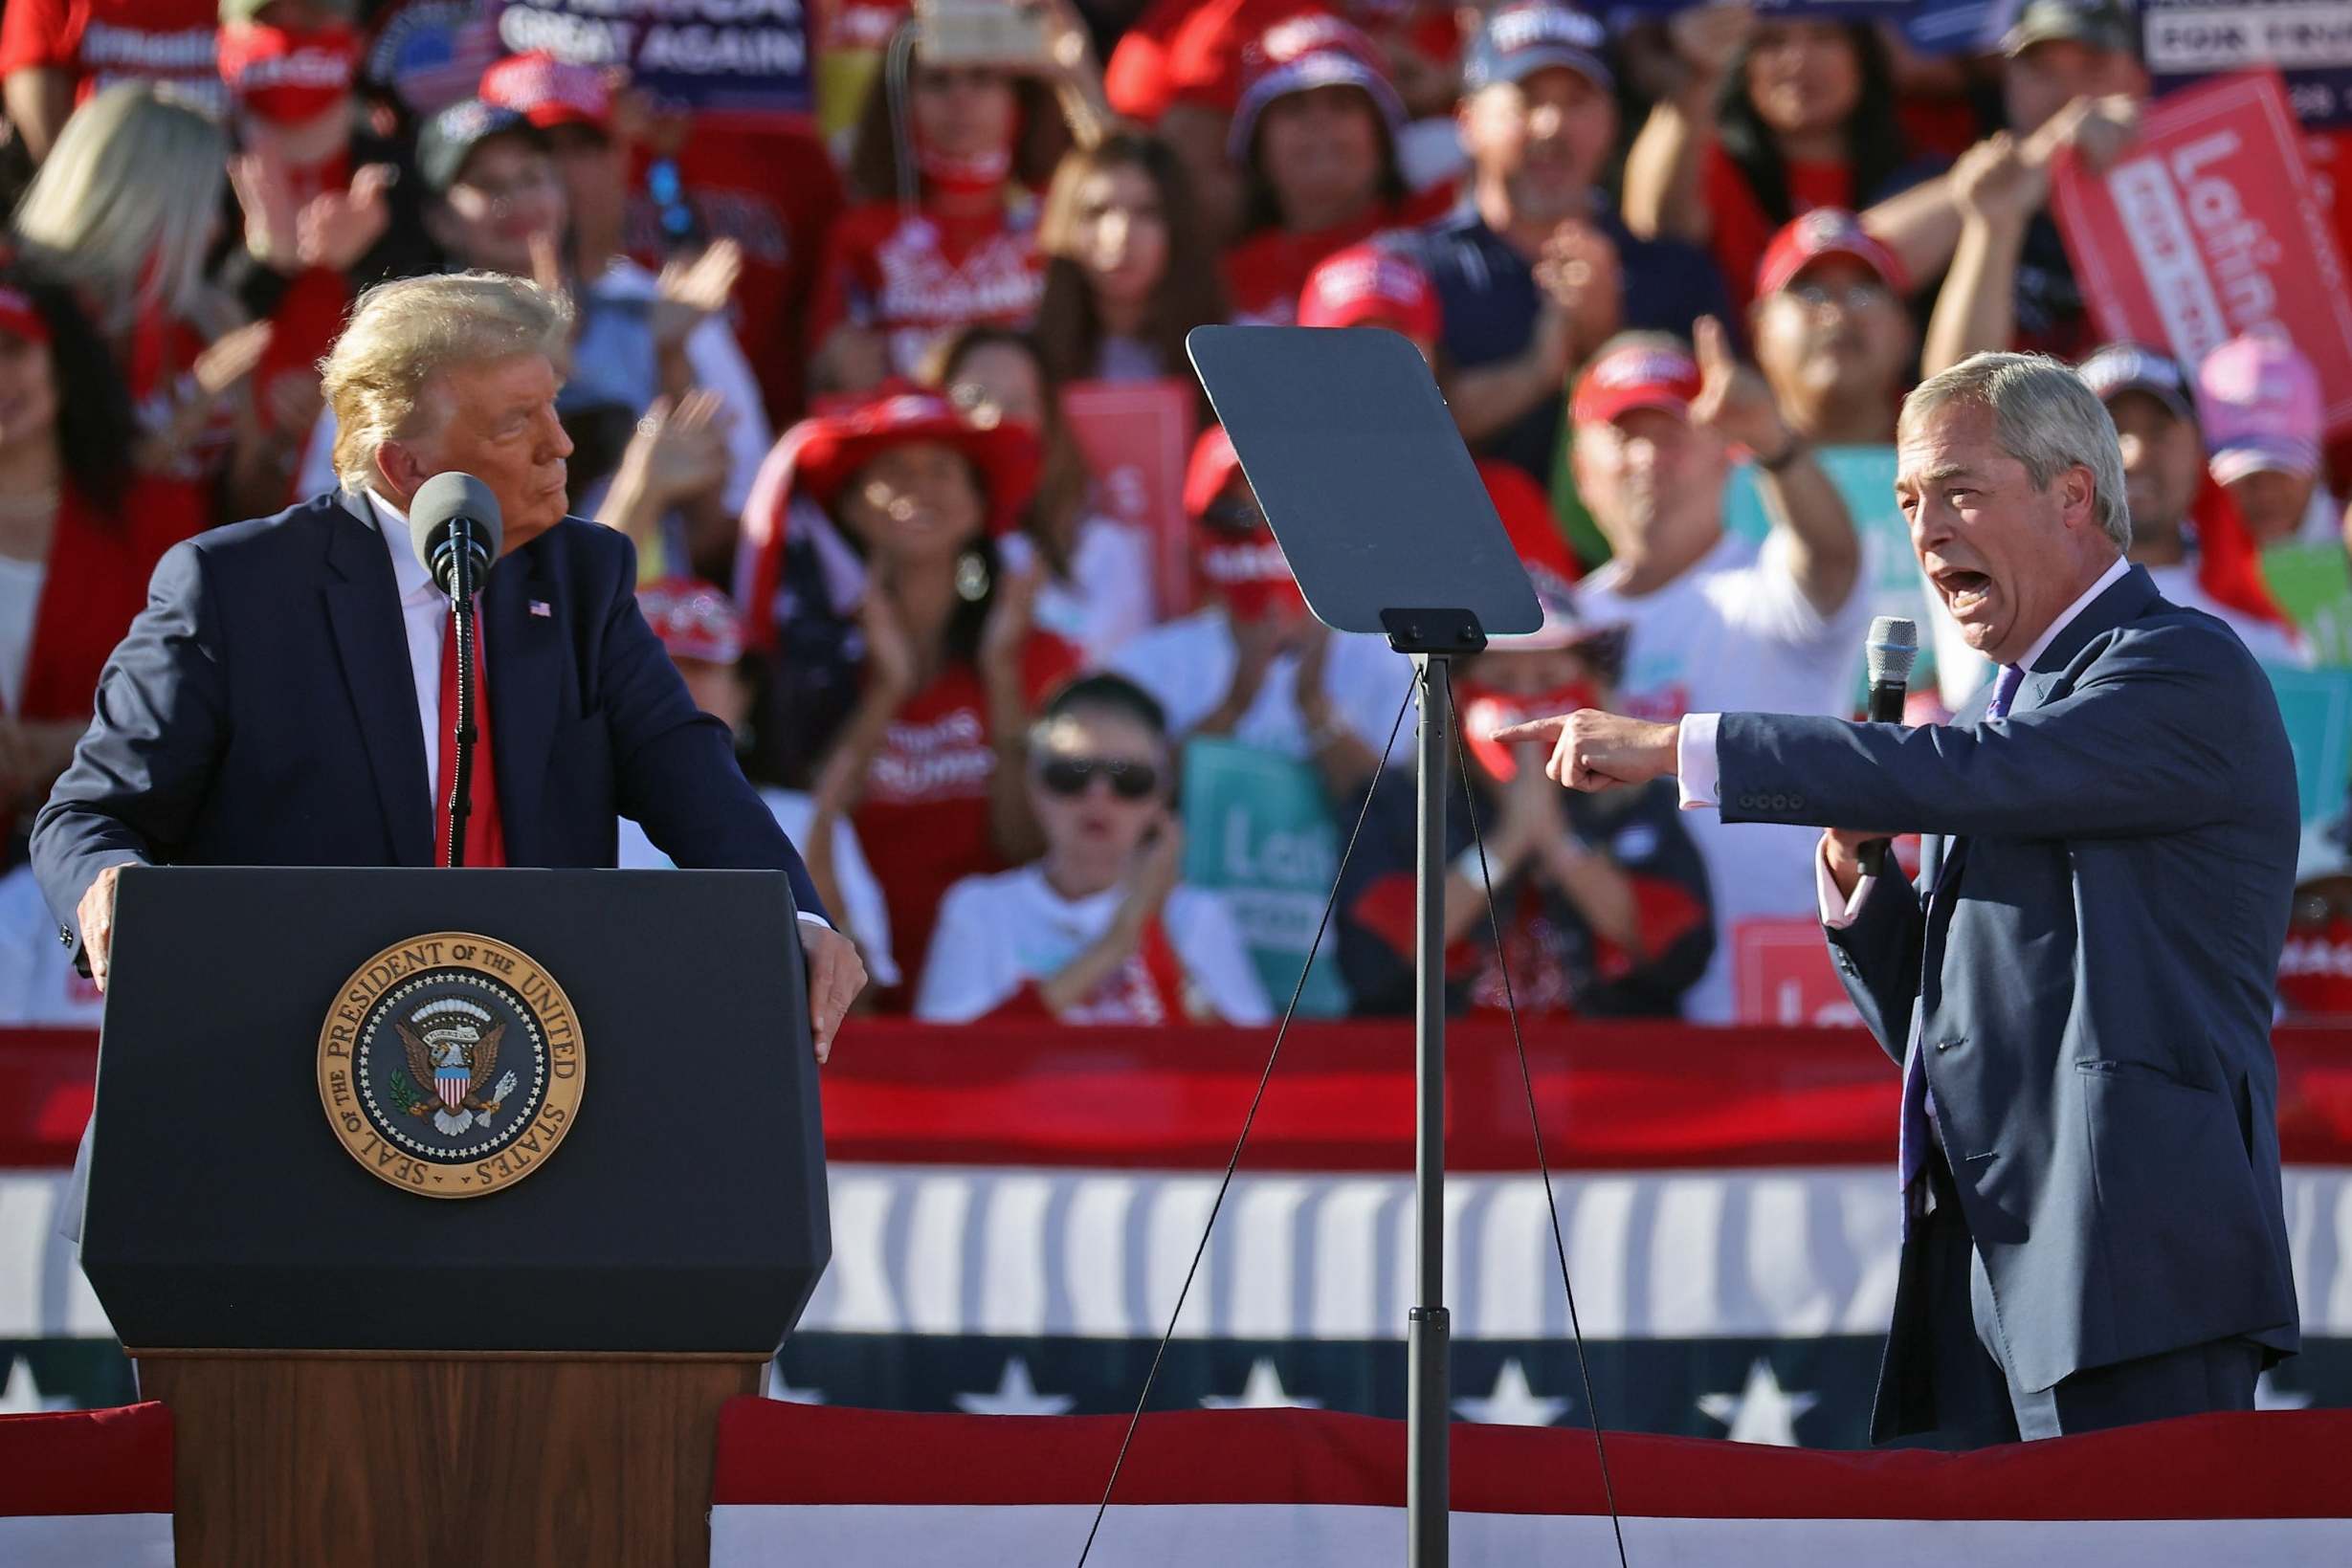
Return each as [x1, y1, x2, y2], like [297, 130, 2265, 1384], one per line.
[1713, 565, 2298, 1397]
[32, 490, 828, 939]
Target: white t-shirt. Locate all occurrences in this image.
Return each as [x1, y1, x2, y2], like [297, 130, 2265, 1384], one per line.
[1110, 609, 1416, 763]
[617, 785, 901, 987]
[2143, 563, 2311, 670]
[1029, 515, 1157, 665]
[0, 866, 102, 1027]
[1578, 528, 1874, 1023]
[915, 864, 1273, 1026]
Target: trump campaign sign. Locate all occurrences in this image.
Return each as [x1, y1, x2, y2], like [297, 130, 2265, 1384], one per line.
[2052, 70, 2352, 437]
[496, 0, 810, 117]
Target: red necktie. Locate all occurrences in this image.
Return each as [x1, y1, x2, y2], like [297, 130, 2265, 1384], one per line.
[434, 610, 506, 868]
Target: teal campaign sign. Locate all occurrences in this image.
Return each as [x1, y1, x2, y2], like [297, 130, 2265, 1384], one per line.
[2265, 663, 2352, 826]
[1181, 739, 1350, 1018]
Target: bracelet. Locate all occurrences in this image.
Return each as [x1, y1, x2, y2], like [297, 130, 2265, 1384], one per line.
[1757, 435, 1809, 474]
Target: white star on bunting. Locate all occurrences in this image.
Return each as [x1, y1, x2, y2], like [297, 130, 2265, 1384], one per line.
[1453, 1358, 1570, 1426]
[955, 1357, 1076, 1416]
[1697, 1358, 1817, 1447]
[1200, 1358, 1322, 1410]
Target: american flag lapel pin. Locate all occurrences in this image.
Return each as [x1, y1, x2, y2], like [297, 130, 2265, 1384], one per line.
[528, 599, 552, 618]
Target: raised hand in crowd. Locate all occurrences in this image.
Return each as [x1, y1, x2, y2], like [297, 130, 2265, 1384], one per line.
[1032, 815, 1187, 1017]
[136, 320, 273, 476]
[1690, 315, 1859, 614]
[979, 556, 1051, 861]
[1197, 608, 1298, 739]
[654, 238, 743, 358]
[1622, 1, 1753, 245]
[1920, 133, 2046, 379]
[1029, 0, 1113, 150]
[297, 163, 396, 276]
[1452, 218, 1623, 446]
[1292, 620, 1382, 795]
[2024, 92, 2141, 176]
[595, 388, 734, 553]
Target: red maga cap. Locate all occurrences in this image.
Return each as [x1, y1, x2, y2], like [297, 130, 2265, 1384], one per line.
[1755, 208, 1908, 300]
[1570, 341, 1702, 427]
[1297, 243, 1440, 342]
[479, 49, 614, 135]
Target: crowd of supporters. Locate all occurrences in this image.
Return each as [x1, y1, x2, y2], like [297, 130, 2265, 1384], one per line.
[0, 0, 2347, 1029]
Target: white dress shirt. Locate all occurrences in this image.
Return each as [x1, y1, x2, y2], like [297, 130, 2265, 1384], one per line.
[366, 491, 829, 928]
[1674, 554, 2131, 926]
[365, 490, 463, 818]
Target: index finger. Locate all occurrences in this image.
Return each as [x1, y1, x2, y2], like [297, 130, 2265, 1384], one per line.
[1492, 715, 1568, 743]
[1693, 315, 1731, 371]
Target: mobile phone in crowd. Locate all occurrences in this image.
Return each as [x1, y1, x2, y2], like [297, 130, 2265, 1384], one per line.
[914, 0, 1054, 68]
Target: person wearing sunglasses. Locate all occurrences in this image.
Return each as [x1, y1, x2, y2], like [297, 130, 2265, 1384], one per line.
[916, 673, 1272, 1025]
[1335, 575, 1713, 1018]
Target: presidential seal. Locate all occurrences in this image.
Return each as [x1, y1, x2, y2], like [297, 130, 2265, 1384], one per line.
[317, 933, 585, 1199]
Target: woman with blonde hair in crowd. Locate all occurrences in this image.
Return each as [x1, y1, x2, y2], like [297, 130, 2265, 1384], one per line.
[10, 82, 285, 519]
[924, 323, 1158, 663]
[1031, 128, 1228, 388]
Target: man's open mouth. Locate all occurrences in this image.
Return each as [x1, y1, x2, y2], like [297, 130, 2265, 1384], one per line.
[1938, 569, 1992, 614]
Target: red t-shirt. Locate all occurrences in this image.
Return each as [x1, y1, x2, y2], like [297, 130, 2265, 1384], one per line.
[1222, 185, 1454, 323]
[0, 0, 220, 114]
[627, 123, 846, 427]
[853, 631, 1083, 1007]
[808, 197, 1045, 382]
[1702, 143, 1856, 315]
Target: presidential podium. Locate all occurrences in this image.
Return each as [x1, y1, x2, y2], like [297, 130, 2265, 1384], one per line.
[77, 867, 830, 1567]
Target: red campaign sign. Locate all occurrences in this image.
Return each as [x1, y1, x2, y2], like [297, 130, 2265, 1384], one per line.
[2052, 70, 2352, 437]
[1059, 379, 1198, 620]
[1732, 917, 1863, 1028]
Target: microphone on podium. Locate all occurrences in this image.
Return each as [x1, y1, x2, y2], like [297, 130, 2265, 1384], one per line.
[408, 472, 503, 600]
[408, 473, 502, 867]
[1859, 616, 1918, 879]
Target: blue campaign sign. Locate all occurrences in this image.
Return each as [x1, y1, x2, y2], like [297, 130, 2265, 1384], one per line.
[2144, 0, 2352, 129]
[2264, 663, 2352, 827]
[496, 0, 810, 118]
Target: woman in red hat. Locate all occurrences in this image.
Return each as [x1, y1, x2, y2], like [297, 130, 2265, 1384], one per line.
[1220, 15, 1451, 325]
[737, 388, 1083, 1007]
[0, 265, 206, 856]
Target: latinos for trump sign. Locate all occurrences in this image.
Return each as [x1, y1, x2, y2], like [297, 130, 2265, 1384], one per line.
[2052, 70, 2352, 437]
[496, 0, 809, 117]
[2145, 0, 2352, 129]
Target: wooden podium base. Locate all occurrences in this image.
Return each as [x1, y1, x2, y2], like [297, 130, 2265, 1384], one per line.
[134, 1351, 764, 1567]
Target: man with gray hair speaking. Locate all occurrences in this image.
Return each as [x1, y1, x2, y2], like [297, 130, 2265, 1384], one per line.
[32, 271, 866, 1060]
[1500, 350, 2300, 1447]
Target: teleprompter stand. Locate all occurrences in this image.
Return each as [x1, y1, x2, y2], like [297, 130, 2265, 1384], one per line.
[1187, 326, 1542, 1566]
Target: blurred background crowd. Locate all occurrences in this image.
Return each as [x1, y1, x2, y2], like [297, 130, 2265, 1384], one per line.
[0, 0, 2349, 1033]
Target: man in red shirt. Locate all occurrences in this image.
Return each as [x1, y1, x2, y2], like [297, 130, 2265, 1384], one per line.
[2, 0, 234, 161]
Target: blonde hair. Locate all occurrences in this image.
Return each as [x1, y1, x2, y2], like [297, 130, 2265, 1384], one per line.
[320, 273, 574, 491]
[11, 83, 229, 336]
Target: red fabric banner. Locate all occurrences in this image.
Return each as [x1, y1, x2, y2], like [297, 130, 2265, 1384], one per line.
[11, 1023, 2351, 1174]
[714, 1397, 2352, 1518]
[0, 1402, 171, 1515]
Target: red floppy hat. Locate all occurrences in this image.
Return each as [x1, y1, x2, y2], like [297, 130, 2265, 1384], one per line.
[737, 388, 1042, 651]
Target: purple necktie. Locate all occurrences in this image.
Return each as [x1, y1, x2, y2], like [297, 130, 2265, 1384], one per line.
[1897, 664, 2024, 1221]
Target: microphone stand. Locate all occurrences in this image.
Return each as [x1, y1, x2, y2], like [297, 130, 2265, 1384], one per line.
[444, 517, 480, 870]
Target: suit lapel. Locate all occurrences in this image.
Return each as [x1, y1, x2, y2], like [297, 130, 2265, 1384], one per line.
[321, 494, 434, 866]
[483, 539, 566, 861]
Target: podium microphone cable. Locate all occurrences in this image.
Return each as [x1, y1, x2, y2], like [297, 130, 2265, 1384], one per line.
[1074, 669, 1630, 1568]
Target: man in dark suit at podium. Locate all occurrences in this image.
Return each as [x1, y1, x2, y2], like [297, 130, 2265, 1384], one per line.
[31, 272, 866, 1059]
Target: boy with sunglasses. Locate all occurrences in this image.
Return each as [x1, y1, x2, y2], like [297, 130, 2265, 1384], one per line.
[914, 674, 1273, 1026]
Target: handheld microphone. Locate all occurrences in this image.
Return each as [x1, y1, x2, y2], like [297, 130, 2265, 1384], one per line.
[1859, 616, 1918, 878]
[408, 472, 503, 600]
